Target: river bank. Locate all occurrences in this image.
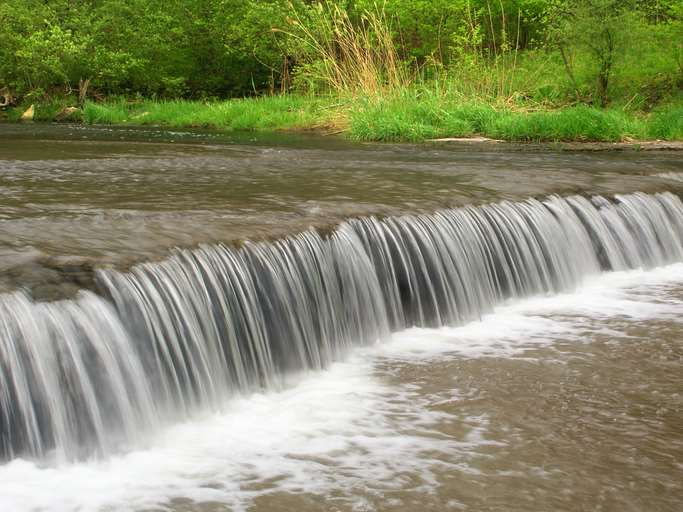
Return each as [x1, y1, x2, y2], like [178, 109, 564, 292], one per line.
[3, 93, 683, 143]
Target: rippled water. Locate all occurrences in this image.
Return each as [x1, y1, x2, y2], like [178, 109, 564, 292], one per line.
[1, 124, 682, 512]
[1, 123, 682, 298]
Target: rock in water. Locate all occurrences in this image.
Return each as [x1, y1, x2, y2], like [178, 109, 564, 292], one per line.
[20, 104, 34, 121]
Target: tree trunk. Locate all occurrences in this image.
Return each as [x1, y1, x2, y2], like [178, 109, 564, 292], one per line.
[596, 29, 614, 107]
[559, 46, 581, 101]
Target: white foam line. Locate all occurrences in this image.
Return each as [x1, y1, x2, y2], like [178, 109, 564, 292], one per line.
[378, 263, 683, 361]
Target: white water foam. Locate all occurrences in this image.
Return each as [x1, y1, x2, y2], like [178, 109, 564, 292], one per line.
[656, 172, 683, 183]
[1, 264, 683, 512]
[382, 263, 683, 361]
[0, 357, 473, 512]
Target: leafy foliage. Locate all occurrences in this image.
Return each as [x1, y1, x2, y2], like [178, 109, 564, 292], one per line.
[0, 0, 294, 99]
[0, 0, 680, 122]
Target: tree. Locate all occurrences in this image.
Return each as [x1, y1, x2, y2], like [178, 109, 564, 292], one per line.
[549, 0, 640, 106]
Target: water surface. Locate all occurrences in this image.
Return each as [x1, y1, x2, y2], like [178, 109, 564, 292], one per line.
[1, 123, 682, 512]
[2, 123, 682, 297]
[1, 266, 681, 512]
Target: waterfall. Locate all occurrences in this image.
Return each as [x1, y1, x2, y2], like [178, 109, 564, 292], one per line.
[0, 292, 157, 461]
[1, 191, 683, 462]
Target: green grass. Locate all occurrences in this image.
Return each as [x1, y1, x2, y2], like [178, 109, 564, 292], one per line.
[82, 96, 336, 131]
[82, 100, 129, 124]
[6, 88, 682, 143]
[348, 94, 499, 141]
[5, 97, 84, 122]
[347, 89, 683, 142]
[647, 104, 683, 140]
[488, 106, 648, 142]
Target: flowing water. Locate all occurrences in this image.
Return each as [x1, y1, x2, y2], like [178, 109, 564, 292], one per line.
[1, 124, 682, 511]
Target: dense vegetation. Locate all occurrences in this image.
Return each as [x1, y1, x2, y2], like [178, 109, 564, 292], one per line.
[1, 0, 682, 141]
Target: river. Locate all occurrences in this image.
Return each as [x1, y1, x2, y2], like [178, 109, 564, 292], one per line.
[0, 123, 682, 512]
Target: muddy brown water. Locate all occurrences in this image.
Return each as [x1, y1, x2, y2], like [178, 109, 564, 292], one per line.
[1, 123, 682, 299]
[159, 274, 683, 512]
[0, 123, 682, 512]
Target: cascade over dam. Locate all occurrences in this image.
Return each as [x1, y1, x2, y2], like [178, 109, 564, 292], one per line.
[2, 190, 683, 461]
[1, 125, 683, 512]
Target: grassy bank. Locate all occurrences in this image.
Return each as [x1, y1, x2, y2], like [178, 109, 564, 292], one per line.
[3, 95, 337, 130]
[3, 1, 682, 144]
[8, 92, 681, 143]
[82, 96, 338, 131]
[347, 92, 683, 142]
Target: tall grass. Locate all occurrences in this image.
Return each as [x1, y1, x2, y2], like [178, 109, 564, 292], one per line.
[282, 2, 409, 96]
[30, 3, 683, 143]
[74, 93, 681, 142]
[489, 106, 647, 142]
[83, 100, 129, 124]
[82, 96, 335, 131]
[647, 104, 683, 140]
[347, 87, 660, 142]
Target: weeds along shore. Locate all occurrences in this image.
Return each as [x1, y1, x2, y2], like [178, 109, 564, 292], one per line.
[2, 1, 682, 142]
